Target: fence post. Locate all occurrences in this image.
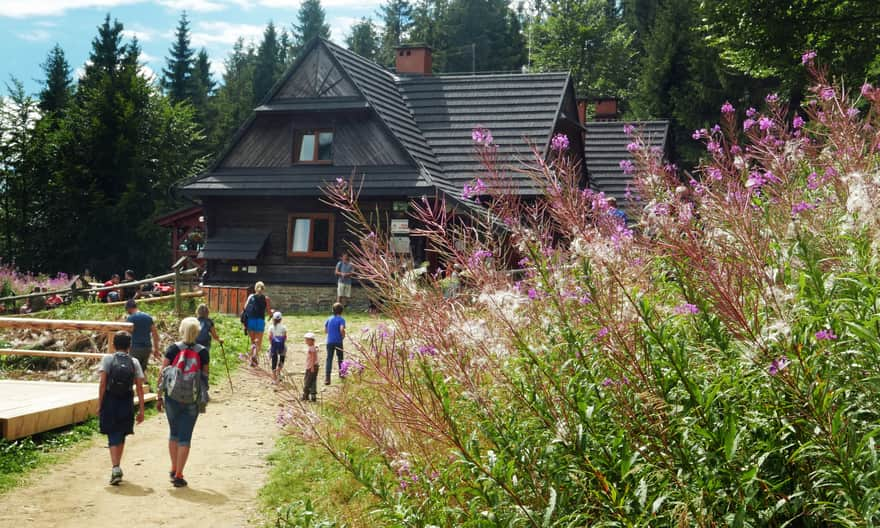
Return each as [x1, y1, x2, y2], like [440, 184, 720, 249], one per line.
[107, 331, 115, 352]
[174, 267, 182, 316]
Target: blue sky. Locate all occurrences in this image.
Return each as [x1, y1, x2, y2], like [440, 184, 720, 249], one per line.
[0, 0, 384, 96]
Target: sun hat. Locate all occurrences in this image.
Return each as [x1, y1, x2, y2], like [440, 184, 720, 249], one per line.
[303, 332, 316, 340]
[272, 311, 282, 320]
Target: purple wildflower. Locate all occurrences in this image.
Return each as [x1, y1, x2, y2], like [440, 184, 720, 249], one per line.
[765, 93, 779, 103]
[417, 345, 438, 357]
[335, 177, 344, 184]
[471, 126, 493, 146]
[707, 167, 723, 180]
[601, 378, 614, 387]
[619, 159, 635, 174]
[768, 356, 790, 376]
[815, 329, 838, 341]
[673, 303, 699, 315]
[758, 116, 774, 131]
[461, 178, 487, 200]
[339, 359, 365, 378]
[706, 141, 722, 155]
[551, 133, 570, 151]
[626, 141, 640, 152]
[711, 124, 722, 134]
[743, 118, 756, 131]
[527, 288, 539, 300]
[793, 115, 805, 129]
[596, 327, 610, 338]
[721, 101, 735, 114]
[802, 50, 817, 64]
[468, 249, 493, 267]
[692, 128, 706, 140]
[579, 294, 592, 305]
[820, 87, 835, 101]
[623, 123, 635, 135]
[861, 83, 874, 97]
[746, 107, 757, 118]
[792, 201, 816, 215]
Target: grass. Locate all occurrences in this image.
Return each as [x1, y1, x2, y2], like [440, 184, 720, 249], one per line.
[257, 311, 386, 528]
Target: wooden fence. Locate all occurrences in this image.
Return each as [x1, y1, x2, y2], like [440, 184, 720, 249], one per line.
[0, 317, 133, 358]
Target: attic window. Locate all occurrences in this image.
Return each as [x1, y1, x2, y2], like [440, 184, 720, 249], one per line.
[294, 130, 333, 163]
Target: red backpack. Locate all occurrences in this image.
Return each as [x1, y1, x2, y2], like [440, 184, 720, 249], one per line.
[161, 342, 205, 404]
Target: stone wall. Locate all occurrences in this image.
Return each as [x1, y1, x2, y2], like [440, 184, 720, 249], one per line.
[267, 284, 371, 313]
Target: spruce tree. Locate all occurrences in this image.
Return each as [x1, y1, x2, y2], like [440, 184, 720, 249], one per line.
[209, 38, 257, 154]
[409, 0, 447, 69]
[82, 14, 126, 86]
[346, 18, 380, 60]
[38, 45, 73, 115]
[377, 0, 412, 66]
[443, 0, 525, 73]
[293, 0, 331, 51]
[161, 12, 196, 103]
[254, 22, 283, 104]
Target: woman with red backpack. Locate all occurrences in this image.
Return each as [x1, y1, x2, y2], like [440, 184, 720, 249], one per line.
[156, 317, 209, 488]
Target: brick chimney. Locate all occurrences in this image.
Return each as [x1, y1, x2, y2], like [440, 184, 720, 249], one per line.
[577, 97, 620, 122]
[395, 44, 432, 76]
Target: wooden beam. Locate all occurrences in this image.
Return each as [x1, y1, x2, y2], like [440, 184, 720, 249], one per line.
[103, 290, 204, 307]
[0, 349, 107, 360]
[0, 317, 132, 332]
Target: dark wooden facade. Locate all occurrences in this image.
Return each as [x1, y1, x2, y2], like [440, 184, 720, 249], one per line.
[182, 38, 585, 288]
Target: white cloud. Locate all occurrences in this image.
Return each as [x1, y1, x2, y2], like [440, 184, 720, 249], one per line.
[35, 20, 58, 27]
[140, 63, 156, 81]
[209, 57, 226, 79]
[122, 25, 157, 42]
[191, 20, 264, 47]
[329, 15, 358, 45]
[16, 29, 52, 41]
[157, 0, 226, 12]
[0, 0, 142, 18]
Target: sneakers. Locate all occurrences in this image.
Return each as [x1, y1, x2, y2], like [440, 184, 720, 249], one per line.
[110, 466, 123, 486]
[169, 470, 176, 482]
[172, 476, 188, 488]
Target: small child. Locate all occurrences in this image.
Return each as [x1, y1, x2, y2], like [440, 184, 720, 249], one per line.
[323, 302, 346, 385]
[268, 311, 287, 382]
[302, 332, 319, 401]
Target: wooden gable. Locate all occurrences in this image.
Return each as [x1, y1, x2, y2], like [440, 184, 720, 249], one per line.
[271, 44, 359, 101]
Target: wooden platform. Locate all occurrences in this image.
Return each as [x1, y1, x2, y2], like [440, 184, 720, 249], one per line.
[0, 380, 157, 441]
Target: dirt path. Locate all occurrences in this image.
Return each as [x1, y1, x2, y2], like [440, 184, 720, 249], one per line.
[0, 371, 282, 528]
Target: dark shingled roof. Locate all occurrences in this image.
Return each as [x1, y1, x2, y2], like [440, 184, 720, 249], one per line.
[200, 228, 270, 260]
[584, 120, 670, 203]
[322, 40, 443, 183]
[398, 72, 570, 191]
[182, 166, 431, 197]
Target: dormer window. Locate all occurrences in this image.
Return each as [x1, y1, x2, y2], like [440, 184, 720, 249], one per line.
[294, 129, 333, 163]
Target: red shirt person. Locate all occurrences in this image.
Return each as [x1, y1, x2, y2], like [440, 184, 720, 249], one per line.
[98, 274, 121, 303]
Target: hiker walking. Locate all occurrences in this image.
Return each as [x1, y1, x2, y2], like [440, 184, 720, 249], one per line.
[98, 331, 146, 486]
[324, 302, 346, 385]
[243, 281, 271, 367]
[125, 299, 160, 377]
[196, 303, 223, 352]
[156, 317, 210, 488]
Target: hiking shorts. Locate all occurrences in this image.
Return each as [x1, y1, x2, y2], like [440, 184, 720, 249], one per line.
[337, 283, 352, 298]
[130, 347, 151, 373]
[165, 397, 199, 447]
[106, 431, 127, 447]
[247, 318, 265, 333]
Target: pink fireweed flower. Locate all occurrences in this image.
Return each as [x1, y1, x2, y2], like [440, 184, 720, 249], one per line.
[758, 116, 774, 131]
[861, 83, 874, 97]
[471, 126, 493, 145]
[550, 133, 570, 151]
[711, 124, 721, 134]
[793, 115, 805, 129]
[706, 141, 722, 155]
[768, 356, 790, 376]
[623, 124, 635, 135]
[596, 327, 610, 338]
[801, 50, 817, 64]
[692, 128, 706, 140]
[468, 249, 493, 267]
[721, 101, 735, 114]
[792, 201, 816, 215]
[673, 303, 699, 315]
[820, 87, 835, 101]
[746, 107, 757, 118]
[339, 359, 365, 378]
[462, 178, 487, 200]
[527, 288, 539, 300]
[847, 108, 860, 118]
[707, 167, 723, 180]
[743, 118, 756, 131]
[815, 329, 838, 341]
[619, 159, 635, 174]
[765, 93, 779, 103]
[626, 141, 640, 152]
[335, 177, 344, 184]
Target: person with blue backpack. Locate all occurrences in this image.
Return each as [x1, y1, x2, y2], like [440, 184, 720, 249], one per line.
[241, 281, 271, 367]
[98, 331, 146, 486]
[156, 317, 210, 488]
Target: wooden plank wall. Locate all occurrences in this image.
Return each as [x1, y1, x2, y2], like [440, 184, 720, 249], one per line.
[204, 285, 250, 315]
[221, 114, 410, 168]
[272, 45, 359, 99]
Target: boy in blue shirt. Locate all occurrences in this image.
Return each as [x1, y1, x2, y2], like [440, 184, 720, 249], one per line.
[324, 302, 346, 385]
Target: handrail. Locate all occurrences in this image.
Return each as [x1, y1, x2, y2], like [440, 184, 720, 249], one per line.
[0, 317, 132, 332]
[0, 349, 108, 360]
